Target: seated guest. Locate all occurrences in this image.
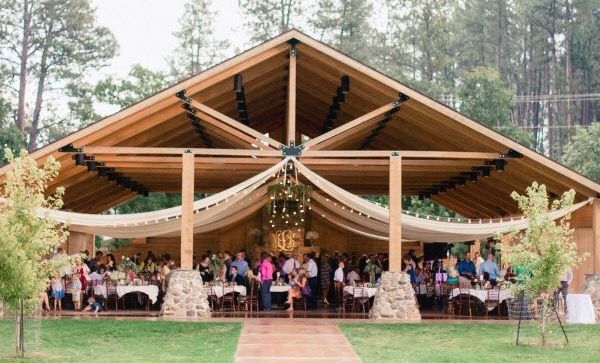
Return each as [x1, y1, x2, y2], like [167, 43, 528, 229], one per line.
[402, 257, 416, 285]
[88, 267, 105, 285]
[84, 296, 102, 313]
[282, 253, 300, 280]
[414, 267, 425, 285]
[285, 268, 309, 312]
[228, 266, 244, 285]
[230, 252, 249, 278]
[198, 255, 212, 282]
[457, 252, 476, 279]
[346, 266, 360, 286]
[478, 253, 500, 285]
[504, 266, 517, 283]
[333, 260, 345, 286]
[446, 255, 459, 284]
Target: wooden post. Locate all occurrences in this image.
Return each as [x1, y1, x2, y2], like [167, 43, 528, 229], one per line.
[593, 198, 600, 273]
[389, 153, 402, 272]
[180, 151, 194, 269]
[286, 40, 297, 145]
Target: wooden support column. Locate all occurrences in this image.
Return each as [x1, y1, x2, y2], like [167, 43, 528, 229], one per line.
[593, 198, 600, 273]
[180, 151, 194, 270]
[286, 40, 297, 145]
[389, 153, 402, 272]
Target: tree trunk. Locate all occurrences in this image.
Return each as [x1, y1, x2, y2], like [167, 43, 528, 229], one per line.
[28, 49, 49, 152]
[16, 0, 32, 133]
[15, 299, 24, 357]
[564, 0, 573, 141]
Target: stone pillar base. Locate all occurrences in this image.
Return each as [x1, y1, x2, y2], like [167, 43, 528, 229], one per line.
[160, 270, 211, 318]
[369, 271, 421, 321]
[582, 274, 600, 321]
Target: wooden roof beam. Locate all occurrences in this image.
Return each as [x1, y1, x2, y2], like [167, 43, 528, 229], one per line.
[80, 146, 281, 157]
[303, 96, 406, 151]
[177, 91, 283, 150]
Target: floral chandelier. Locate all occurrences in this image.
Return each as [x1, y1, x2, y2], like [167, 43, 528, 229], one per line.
[267, 161, 311, 231]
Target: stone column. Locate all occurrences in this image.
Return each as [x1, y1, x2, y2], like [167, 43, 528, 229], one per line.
[582, 274, 600, 321]
[160, 270, 211, 318]
[370, 271, 421, 321]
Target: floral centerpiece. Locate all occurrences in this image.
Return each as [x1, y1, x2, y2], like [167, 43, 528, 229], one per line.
[209, 255, 226, 281]
[363, 258, 381, 284]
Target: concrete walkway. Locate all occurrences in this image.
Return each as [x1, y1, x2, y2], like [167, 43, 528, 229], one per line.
[234, 318, 362, 363]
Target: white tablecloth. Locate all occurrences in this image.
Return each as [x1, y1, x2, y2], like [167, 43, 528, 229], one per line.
[204, 285, 247, 298]
[269, 285, 291, 293]
[93, 285, 108, 298]
[343, 286, 377, 298]
[450, 288, 512, 303]
[567, 294, 596, 324]
[116, 285, 159, 304]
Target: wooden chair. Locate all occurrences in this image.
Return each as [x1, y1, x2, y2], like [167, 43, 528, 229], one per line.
[104, 278, 119, 310]
[208, 284, 221, 311]
[333, 282, 345, 310]
[220, 282, 237, 311]
[352, 287, 371, 316]
[457, 284, 473, 316]
[484, 287, 501, 317]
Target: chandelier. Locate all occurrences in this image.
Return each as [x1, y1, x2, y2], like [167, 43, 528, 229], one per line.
[267, 162, 311, 231]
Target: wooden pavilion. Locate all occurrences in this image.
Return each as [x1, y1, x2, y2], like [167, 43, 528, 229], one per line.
[1, 29, 598, 291]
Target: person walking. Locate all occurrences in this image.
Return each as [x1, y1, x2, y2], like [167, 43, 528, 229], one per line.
[259, 252, 274, 311]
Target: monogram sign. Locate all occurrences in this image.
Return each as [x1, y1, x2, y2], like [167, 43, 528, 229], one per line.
[270, 229, 302, 252]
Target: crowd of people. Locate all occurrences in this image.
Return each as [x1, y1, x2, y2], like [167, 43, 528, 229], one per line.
[40, 245, 572, 315]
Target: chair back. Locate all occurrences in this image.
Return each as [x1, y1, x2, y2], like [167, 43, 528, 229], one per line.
[487, 287, 500, 302]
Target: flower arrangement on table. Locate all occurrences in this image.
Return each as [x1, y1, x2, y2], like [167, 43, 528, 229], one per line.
[363, 259, 381, 284]
[209, 255, 226, 281]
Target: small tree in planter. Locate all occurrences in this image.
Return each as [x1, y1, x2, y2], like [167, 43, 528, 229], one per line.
[0, 149, 75, 356]
[502, 182, 584, 346]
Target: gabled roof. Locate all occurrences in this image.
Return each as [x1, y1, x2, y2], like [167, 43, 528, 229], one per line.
[1, 29, 598, 217]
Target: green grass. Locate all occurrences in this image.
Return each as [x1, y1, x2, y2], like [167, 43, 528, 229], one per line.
[341, 322, 600, 363]
[0, 318, 241, 362]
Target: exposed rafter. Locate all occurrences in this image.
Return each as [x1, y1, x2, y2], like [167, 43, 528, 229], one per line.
[233, 74, 249, 125]
[321, 75, 350, 133]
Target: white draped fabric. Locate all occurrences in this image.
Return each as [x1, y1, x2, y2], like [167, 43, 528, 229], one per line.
[36, 158, 289, 238]
[31, 157, 591, 242]
[296, 161, 592, 242]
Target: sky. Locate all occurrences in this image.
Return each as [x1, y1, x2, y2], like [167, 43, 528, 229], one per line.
[91, 0, 249, 78]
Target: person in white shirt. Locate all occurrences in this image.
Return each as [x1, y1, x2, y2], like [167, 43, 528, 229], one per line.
[282, 253, 300, 279]
[474, 251, 485, 273]
[334, 260, 345, 285]
[303, 253, 318, 309]
[346, 267, 360, 286]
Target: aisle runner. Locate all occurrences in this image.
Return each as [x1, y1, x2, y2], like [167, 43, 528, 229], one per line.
[235, 319, 362, 363]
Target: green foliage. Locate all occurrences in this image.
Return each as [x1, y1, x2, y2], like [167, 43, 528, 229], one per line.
[170, 0, 230, 78]
[0, 149, 75, 313]
[67, 64, 168, 126]
[363, 195, 460, 219]
[239, 0, 304, 43]
[563, 123, 600, 182]
[502, 182, 583, 345]
[310, 0, 375, 60]
[0, 126, 26, 165]
[112, 193, 184, 214]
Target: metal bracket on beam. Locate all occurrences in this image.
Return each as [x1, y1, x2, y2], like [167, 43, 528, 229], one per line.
[289, 38, 298, 57]
[175, 89, 192, 103]
[58, 143, 82, 153]
[280, 140, 304, 158]
[499, 149, 523, 158]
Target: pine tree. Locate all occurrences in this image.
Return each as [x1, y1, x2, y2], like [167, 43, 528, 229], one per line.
[170, 0, 230, 79]
[238, 0, 304, 44]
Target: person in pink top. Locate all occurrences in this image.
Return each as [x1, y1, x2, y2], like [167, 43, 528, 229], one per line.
[258, 252, 274, 311]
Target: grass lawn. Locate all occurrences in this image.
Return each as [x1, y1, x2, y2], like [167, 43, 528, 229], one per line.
[341, 321, 600, 363]
[0, 318, 241, 362]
